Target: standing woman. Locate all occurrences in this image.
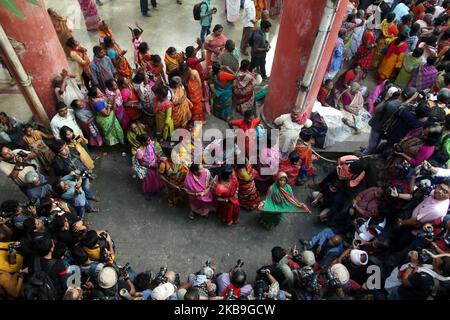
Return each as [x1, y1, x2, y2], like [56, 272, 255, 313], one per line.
[254, 0, 267, 22]
[105, 79, 130, 131]
[210, 63, 235, 122]
[372, 12, 398, 69]
[117, 77, 141, 121]
[204, 25, 228, 71]
[164, 47, 185, 75]
[396, 47, 425, 87]
[409, 56, 439, 91]
[258, 172, 311, 230]
[233, 59, 257, 115]
[355, 31, 376, 77]
[77, 0, 101, 32]
[213, 165, 240, 226]
[378, 32, 408, 80]
[88, 87, 124, 146]
[99, 21, 133, 80]
[179, 63, 205, 122]
[71, 99, 104, 147]
[22, 124, 54, 172]
[59, 125, 95, 171]
[66, 37, 91, 90]
[169, 76, 192, 129]
[153, 85, 174, 140]
[184, 164, 215, 219]
[236, 162, 260, 211]
[134, 134, 166, 199]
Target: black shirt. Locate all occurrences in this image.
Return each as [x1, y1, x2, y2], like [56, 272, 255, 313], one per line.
[52, 151, 86, 177]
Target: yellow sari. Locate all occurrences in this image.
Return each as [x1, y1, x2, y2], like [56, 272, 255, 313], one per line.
[172, 86, 192, 128]
[68, 137, 95, 170]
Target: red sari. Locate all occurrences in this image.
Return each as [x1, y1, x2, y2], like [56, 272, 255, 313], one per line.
[213, 175, 240, 225]
[187, 69, 205, 122]
[277, 159, 300, 187]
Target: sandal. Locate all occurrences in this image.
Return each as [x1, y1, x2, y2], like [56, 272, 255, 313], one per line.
[188, 212, 195, 220]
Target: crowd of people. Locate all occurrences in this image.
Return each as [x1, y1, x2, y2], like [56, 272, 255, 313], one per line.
[1, 0, 450, 301]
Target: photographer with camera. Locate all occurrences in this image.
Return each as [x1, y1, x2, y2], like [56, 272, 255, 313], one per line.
[301, 229, 345, 268]
[181, 260, 217, 299]
[141, 269, 178, 300]
[53, 173, 99, 218]
[388, 249, 450, 300]
[80, 230, 115, 265]
[390, 180, 450, 253]
[51, 215, 87, 248]
[0, 144, 40, 192]
[51, 140, 99, 202]
[254, 268, 288, 300]
[23, 172, 54, 206]
[217, 259, 253, 298]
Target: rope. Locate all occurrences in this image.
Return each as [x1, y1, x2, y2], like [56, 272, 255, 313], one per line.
[311, 147, 338, 163]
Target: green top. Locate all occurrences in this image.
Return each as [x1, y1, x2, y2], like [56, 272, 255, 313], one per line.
[200, 0, 212, 27]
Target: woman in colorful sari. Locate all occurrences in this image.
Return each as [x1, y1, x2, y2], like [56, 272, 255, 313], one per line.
[47, 8, 73, 55]
[88, 87, 124, 146]
[337, 82, 365, 133]
[255, 0, 267, 22]
[378, 32, 408, 80]
[409, 56, 439, 91]
[60, 125, 95, 170]
[72, 99, 104, 147]
[127, 121, 147, 156]
[179, 63, 205, 122]
[213, 165, 240, 226]
[372, 12, 399, 68]
[66, 37, 91, 89]
[347, 10, 367, 61]
[317, 79, 337, 108]
[22, 124, 54, 172]
[258, 172, 311, 230]
[396, 47, 425, 87]
[335, 64, 364, 92]
[342, 13, 359, 61]
[210, 63, 235, 122]
[164, 47, 185, 75]
[236, 162, 260, 211]
[169, 76, 192, 129]
[233, 60, 257, 115]
[99, 23, 133, 79]
[184, 164, 215, 219]
[204, 25, 228, 71]
[118, 76, 141, 121]
[153, 85, 174, 140]
[355, 31, 375, 76]
[78, 0, 101, 31]
[105, 79, 130, 131]
[132, 72, 155, 123]
[134, 134, 165, 199]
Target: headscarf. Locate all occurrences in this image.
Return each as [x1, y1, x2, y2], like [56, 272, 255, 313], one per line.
[350, 249, 369, 266]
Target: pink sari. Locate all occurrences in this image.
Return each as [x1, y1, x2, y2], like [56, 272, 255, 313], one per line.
[78, 0, 101, 31]
[184, 170, 214, 216]
[105, 88, 130, 130]
[136, 142, 165, 196]
[205, 34, 228, 70]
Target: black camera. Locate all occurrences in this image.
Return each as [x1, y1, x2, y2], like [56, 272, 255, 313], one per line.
[254, 280, 268, 300]
[155, 267, 168, 285]
[296, 266, 321, 294]
[205, 260, 212, 268]
[27, 199, 36, 207]
[416, 179, 433, 196]
[419, 249, 433, 264]
[79, 170, 94, 180]
[99, 231, 109, 240]
[175, 273, 180, 287]
[419, 162, 433, 176]
[325, 268, 341, 290]
[120, 262, 131, 278]
[235, 259, 244, 269]
[41, 216, 54, 226]
[16, 151, 28, 158]
[394, 160, 411, 175]
[417, 226, 434, 240]
[8, 243, 21, 252]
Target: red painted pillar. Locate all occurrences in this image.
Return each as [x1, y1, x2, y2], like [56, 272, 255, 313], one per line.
[263, 0, 349, 121]
[0, 0, 69, 120]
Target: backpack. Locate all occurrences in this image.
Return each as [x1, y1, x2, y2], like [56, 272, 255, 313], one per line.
[193, 2, 207, 21]
[24, 257, 59, 300]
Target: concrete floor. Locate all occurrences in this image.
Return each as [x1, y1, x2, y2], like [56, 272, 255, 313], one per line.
[0, 1, 327, 280]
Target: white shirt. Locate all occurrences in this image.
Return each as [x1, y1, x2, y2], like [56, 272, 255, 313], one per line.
[54, 78, 84, 107]
[50, 109, 83, 139]
[243, 0, 256, 28]
[274, 113, 312, 153]
[0, 149, 38, 187]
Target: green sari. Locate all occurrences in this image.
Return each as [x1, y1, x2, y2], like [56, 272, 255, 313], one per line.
[127, 123, 146, 156]
[211, 73, 233, 121]
[96, 111, 124, 146]
[395, 53, 423, 88]
[258, 176, 310, 229]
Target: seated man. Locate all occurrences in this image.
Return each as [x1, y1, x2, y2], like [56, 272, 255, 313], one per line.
[0, 145, 40, 192]
[350, 187, 384, 219]
[301, 228, 345, 267]
[23, 171, 54, 206]
[216, 262, 253, 298]
[311, 180, 347, 226]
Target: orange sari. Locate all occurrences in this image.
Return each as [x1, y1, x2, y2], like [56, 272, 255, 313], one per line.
[99, 27, 133, 79]
[187, 69, 205, 122]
